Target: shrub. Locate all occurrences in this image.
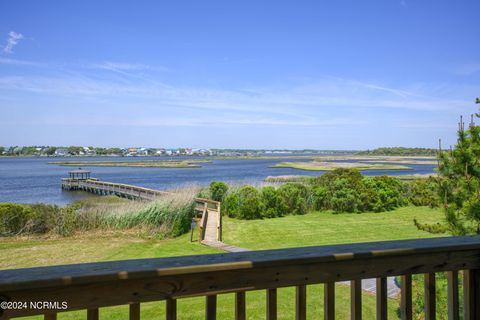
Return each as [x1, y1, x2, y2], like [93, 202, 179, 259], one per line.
[236, 186, 264, 219]
[314, 169, 366, 213]
[405, 177, 440, 207]
[209, 181, 228, 202]
[312, 186, 327, 210]
[261, 186, 283, 218]
[277, 183, 309, 215]
[223, 193, 240, 218]
[363, 176, 405, 212]
[0, 203, 33, 235]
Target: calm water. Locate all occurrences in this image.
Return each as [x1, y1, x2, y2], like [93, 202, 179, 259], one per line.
[0, 156, 437, 205]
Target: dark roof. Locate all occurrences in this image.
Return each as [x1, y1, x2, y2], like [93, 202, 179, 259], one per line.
[68, 170, 91, 174]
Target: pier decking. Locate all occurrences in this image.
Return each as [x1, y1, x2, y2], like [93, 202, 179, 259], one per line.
[61, 170, 170, 200]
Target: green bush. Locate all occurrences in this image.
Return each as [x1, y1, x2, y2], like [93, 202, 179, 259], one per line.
[236, 186, 264, 219]
[0, 203, 33, 235]
[261, 186, 285, 218]
[363, 176, 405, 212]
[313, 169, 366, 213]
[209, 181, 228, 202]
[277, 183, 309, 215]
[223, 193, 240, 218]
[405, 177, 440, 207]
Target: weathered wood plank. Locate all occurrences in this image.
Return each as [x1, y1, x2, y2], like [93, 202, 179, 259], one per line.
[166, 299, 176, 320]
[206, 295, 216, 320]
[350, 280, 361, 320]
[235, 292, 245, 320]
[424, 273, 435, 320]
[447, 271, 459, 320]
[296, 285, 306, 320]
[129, 303, 140, 320]
[400, 275, 412, 320]
[267, 288, 277, 320]
[376, 278, 387, 320]
[324, 282, 334, 320]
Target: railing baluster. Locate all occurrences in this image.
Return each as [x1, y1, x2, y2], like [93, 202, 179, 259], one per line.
[376, 278, 387, 320]
[324, 282, 335, 320]
[206, 295, 217, 320]
[130, 303, 140, 320]
[400, 275, 412, 320]
[463, 269, 480, 320]
[44, 313, 57, 320]
[296, 285, 307, 320]
[166, 298, 176, 320]
[447, 271, 459, 320]
[350, 280, 361, 320]
[424, 273, 436, 320]
[235, 291, 246, 320]
[267, 288, 277, 320]
[87, 308, 99, 320]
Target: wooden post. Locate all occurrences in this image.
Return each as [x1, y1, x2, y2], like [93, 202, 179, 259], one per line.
[376, 278, 387, 320]
[206, 295, 217, 320]
[447, 271, 459, 320]
[296, 285, 306, 320]
[350, 280, 362, 320]
[324, 282, 335, 320]
[463, 269, 480, 320]
[235, 292, 246, 320]
[166, 298, 176, 320]
[129, 303, 140, 320]
[400, 275, 412, 320]
[267, 288, 277, 320]
[424, 273, 436, 320]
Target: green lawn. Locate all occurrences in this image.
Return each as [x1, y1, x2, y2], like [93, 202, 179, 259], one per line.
[3, 206, 445, 320]
[223, 206, 444, 250]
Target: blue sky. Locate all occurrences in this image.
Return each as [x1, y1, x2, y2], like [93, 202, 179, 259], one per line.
[0, 1, 479, 149]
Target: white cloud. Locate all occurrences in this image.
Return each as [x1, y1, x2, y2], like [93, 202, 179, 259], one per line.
[452, 63, 480, 76]
[0, 57, 44, 67]
[3, 31, 24, 54]
[92, 61, 171, 74]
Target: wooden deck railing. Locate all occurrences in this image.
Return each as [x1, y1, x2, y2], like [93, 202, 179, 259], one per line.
[194, 198, 221, 242]
[1, 236, 480, 319]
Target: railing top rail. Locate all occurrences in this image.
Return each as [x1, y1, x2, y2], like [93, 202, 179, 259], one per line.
[79, 179, 170, 195]
[194, 197, 220, 205]
[1, 236, 480, 293]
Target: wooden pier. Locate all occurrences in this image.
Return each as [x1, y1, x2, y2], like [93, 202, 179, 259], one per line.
[61, 170, 170, 201]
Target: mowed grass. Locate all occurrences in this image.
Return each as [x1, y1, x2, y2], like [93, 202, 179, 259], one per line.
[223, 206, 444, 250]
[4, 206, 445, 320]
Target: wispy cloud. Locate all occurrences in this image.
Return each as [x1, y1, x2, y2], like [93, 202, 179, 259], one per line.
[3, 31, 24, 54]
[91, 61, 171, 74]
[452, 63, 480, 76]
[0, 57, 44, 67]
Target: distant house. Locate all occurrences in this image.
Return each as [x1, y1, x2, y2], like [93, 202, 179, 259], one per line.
[127, 148, 138, 156]
[138, 148, 149, 156]
[54, 148, 68, 156]
[156, 148, 166, 155]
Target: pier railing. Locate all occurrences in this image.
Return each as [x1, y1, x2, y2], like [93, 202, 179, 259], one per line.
[1, 236, 480, 320]
[61, 178, 170, 200]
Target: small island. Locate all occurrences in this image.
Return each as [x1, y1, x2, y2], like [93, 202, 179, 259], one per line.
[271, 161, 412, 171]
[49, 159, 210, 168]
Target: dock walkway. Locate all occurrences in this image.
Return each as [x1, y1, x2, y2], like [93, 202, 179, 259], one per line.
[61, 178, 169, 201]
